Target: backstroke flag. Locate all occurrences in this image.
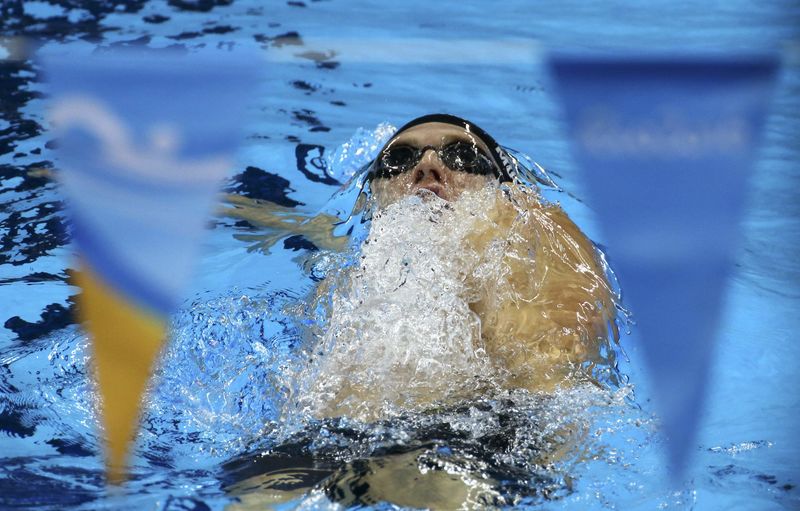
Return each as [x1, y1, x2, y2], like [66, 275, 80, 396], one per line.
[44, 50, 258, 483]
[548, 54, 779, 478]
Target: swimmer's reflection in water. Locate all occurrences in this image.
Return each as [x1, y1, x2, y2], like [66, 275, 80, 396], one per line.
[226, 114, 621, 420]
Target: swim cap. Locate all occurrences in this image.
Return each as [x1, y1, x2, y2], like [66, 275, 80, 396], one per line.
[373, 113, 516, 183]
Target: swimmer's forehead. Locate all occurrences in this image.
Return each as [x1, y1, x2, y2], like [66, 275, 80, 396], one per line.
[387, 122, 492, 153]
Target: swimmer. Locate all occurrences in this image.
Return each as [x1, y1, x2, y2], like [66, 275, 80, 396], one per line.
[223, 115, 621, 509]
[287, 114, 620, 420]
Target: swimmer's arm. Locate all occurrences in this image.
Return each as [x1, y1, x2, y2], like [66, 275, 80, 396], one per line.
[475, 197, 618, 389]
[537, 203, 618, 332]
[220, 194, 349, 253]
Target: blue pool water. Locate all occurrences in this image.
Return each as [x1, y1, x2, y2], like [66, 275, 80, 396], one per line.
[1, 1, 798, 509]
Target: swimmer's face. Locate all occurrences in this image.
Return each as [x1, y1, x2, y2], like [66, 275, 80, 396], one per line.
[370, 123, 497, 208]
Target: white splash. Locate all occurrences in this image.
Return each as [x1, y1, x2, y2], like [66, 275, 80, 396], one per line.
[289, 189, 504, 421]
[325, 122, 396, 181]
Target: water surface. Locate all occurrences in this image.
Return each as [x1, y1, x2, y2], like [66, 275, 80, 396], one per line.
[1, 1, 798, 509]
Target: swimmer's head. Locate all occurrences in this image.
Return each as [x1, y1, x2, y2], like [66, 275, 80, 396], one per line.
[368, 114, 516, 208]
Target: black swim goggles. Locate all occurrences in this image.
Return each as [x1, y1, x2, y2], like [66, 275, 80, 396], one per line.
[373, 140, 498, 179]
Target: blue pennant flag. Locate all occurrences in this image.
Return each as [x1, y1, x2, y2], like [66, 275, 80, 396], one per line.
[548, 54, 779, 479]
[44, 49, 259, 483]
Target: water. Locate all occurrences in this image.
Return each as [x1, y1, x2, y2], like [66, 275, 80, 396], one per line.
[1, 1, 798, 509]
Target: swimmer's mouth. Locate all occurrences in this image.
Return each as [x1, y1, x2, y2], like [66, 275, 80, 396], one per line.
[416, 184, 446, 200]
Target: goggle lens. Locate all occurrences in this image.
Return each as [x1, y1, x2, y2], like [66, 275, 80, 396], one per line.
[377, 141, 495, 178]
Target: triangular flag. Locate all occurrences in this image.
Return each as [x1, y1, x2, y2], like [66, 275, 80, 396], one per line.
[548, 54, 779, 478]
[43, 49, 259, 483]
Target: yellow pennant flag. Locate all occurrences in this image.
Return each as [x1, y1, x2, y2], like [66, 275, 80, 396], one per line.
[75, 265, 166, 484]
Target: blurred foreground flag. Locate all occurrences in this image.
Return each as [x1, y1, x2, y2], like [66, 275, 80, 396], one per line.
[548, 54, 778, 479]
[44, 50, 258, 483]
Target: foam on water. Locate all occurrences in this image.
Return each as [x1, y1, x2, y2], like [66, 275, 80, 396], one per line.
[289, 189, 500, 421]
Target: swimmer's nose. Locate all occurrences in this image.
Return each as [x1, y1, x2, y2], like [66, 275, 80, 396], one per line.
[412, 149, 446, 184]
